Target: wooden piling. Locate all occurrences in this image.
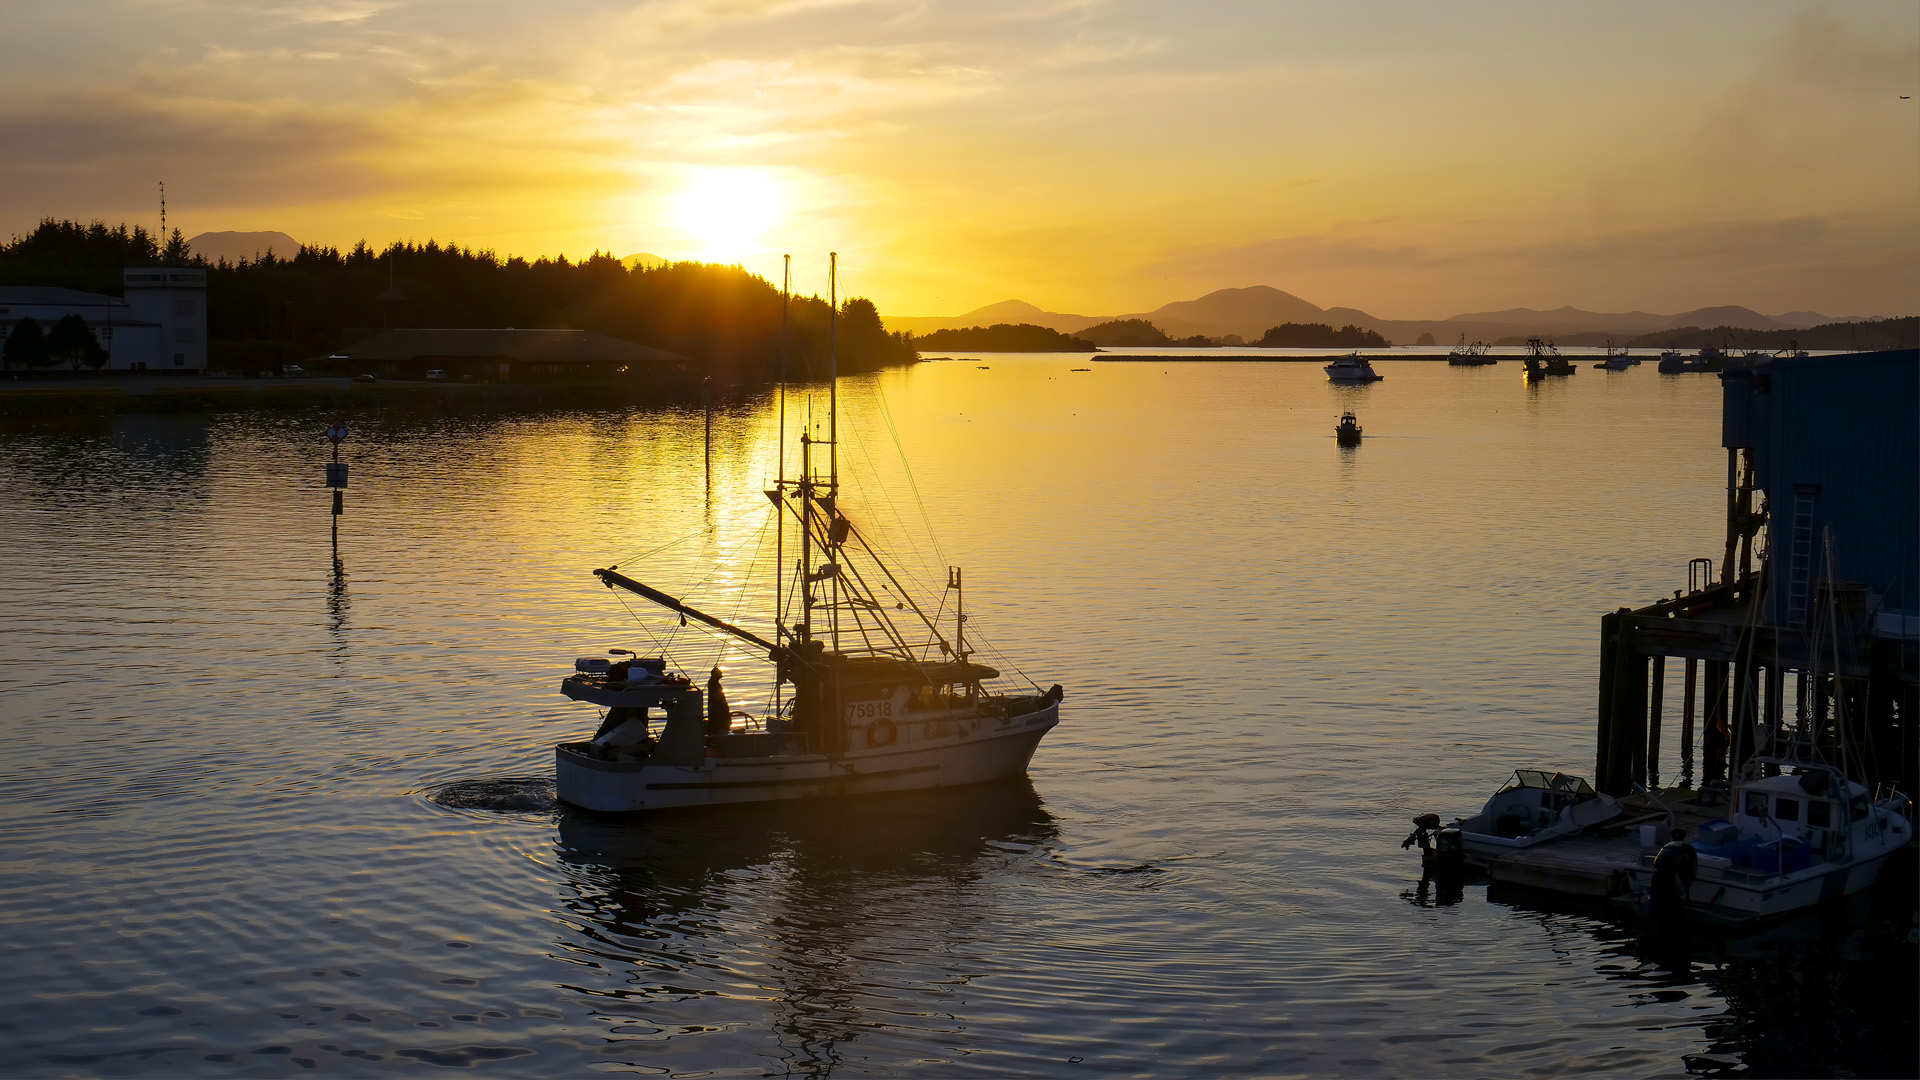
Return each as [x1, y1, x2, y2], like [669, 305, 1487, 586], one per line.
[1648, 656, 1665, 788]
[1703, 660, 1729, 784]
[1681, 658, 1697, 786]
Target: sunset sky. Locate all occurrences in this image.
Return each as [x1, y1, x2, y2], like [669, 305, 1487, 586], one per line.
[3, 1, 1915, 318]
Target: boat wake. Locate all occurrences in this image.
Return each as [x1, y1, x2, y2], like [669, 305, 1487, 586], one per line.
[422, 777, 559, 815]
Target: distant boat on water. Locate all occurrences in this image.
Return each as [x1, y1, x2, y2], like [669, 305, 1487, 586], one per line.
[1657, 346, 1724, 374]
[1335, 411, 1362, 445]
[1521, 337, 1574, 379]
[1324, 352, 1383, 383]
[1593, 341, 1636, 370]
[1447, 335, 1495, 366]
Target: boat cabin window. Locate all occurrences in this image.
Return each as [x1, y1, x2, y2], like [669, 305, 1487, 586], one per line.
[1774, 797, 1800, 822]
[1850, 795, 1869, 822]
[1807, 800, 1832, 828]
[1744, 791, 1769, 818]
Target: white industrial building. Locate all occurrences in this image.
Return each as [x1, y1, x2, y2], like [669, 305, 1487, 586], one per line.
[0, 267, 207, 371]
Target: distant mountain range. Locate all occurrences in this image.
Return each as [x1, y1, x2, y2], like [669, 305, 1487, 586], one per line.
[884, 286, 1893, 345]
[186, 231, 302, 264]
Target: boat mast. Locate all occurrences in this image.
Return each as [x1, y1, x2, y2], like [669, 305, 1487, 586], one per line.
[828, 251, 839, 654]
[775, 254, 789, 714]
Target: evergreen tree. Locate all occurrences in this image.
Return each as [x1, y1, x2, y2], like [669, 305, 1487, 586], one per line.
[4, 316, 48, 368]
[46, 313, 108, 370]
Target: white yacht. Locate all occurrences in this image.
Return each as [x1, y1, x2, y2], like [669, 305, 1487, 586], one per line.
[1323, 352, 1383, 383]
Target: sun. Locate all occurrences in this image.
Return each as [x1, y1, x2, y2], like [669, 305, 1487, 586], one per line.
[671, 168, 783, 261]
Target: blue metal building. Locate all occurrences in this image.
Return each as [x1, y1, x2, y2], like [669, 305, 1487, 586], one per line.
[1721, 350, 1919, 638]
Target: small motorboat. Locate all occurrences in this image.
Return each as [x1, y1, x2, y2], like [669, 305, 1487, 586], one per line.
[1324, 352, 1383, 383]
[1410, 770, 1624, 868]
[1335, 411, 1362, 445]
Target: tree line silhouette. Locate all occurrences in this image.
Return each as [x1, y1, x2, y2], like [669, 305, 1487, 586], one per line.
[0, 219, 915, 379]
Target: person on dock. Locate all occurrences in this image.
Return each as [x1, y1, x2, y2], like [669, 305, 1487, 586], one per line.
[1649, 827, 1698, 920]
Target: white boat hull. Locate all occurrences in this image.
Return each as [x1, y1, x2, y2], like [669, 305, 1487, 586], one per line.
[1629, 845, 1900, 923]
[557, 703, 1059, 812]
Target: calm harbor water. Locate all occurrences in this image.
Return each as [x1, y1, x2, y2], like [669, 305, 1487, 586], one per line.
[0, 356, 1912, 1077]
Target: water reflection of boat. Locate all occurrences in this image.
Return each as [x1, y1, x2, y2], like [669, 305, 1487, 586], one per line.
[1473, 868, 1914, 1079]
[1323, 352, 1383, 383]
[1334, 411, 1362, 446]
[555, 257, 1062, 813]
[553, 780, 1058, 1073]
[1520, 337, 1574, 379]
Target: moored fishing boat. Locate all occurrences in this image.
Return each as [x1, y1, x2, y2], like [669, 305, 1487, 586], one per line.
[554, 255, 1064, 813]
[1594, 341, 1635, 370]
[1446, 335, 1495, 366]
[1626, 759, 1911, 923]
[1520, 337, 1574, 379]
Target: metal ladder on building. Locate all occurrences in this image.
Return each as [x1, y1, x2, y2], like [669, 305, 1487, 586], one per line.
[1784, 485, 1819, 626]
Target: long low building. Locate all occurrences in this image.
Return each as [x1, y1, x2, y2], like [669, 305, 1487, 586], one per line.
[331, 328, 698, 381]
[0, 268, 208, 371]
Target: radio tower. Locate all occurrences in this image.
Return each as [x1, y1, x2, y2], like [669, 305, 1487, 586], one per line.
[158, 181, 166, 243]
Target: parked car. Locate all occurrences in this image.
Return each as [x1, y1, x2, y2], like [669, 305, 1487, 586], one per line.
[281, 364, 305, 377]
[425, 369, 448, 381]
[353, 374, 376, 384]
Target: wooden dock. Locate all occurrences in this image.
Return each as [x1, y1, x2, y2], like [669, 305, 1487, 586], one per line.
[1479, 790, 1725, 899]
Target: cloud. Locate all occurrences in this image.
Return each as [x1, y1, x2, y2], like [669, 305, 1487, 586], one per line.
[0, 89, 388, 212]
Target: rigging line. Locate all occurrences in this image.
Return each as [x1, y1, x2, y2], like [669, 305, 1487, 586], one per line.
[844, 520, 949, 654]
[610, 589, 679, 671]
[614, 524, 709, 575]
[869, 371, 948, 570]
[961, 624, 1045, 693]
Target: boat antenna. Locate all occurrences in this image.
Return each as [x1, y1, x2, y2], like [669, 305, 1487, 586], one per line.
[828, 251, 839, 652]
[828, 251, 838, 490]
[775, 254, 789, 724]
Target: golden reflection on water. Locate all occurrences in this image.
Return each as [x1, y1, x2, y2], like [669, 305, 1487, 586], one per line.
[0, 357, 1910, 1077]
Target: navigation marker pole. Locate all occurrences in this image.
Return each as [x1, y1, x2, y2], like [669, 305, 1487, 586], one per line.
[325, 421, 348, 549]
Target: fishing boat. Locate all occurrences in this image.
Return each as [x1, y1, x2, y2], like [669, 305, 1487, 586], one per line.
[1626, 759, 1911, 923]
[1446, 335, 1495, 366]
[1335, 411, 1362, 446]
[1593, 341, 1635, 370]
[554, 255, 1064, 813]
[1520, 337, 1574, 379]
[1324, 352, 1383, 383]
[1657, 346, 1725, 374]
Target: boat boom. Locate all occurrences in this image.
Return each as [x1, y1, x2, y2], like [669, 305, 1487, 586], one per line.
[594, 568, 779, 656]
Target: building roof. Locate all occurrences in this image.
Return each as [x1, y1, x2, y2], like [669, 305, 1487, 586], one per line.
[0, 286, 130, 308]
[337, 328, 694, 366]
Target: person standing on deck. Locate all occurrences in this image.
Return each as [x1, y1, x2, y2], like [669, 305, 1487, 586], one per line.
[706, 667, 731, 737]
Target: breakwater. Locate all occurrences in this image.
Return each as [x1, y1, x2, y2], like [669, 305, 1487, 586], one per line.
[1094, 353, 1471, 363]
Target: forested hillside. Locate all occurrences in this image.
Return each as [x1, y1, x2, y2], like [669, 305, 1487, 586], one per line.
[0, 219, 915, 379]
